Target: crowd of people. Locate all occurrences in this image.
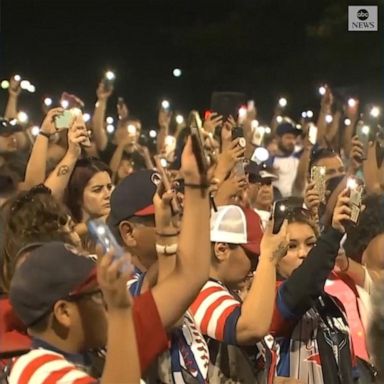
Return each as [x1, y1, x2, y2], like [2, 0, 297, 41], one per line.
[0, 73, 383, 384]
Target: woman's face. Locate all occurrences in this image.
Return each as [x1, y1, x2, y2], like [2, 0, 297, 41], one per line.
[277, 222, 317, 279]
[82, 171, 113, 220]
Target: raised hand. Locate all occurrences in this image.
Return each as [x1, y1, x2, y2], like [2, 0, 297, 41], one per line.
[40, 107, 65, 136]
[96, 81, 113, 101]
[304, 182, 321, 218]
[8, 76, 21, 97]
[332, 189, 352, 233]
[203, 112, 223, 135]
[261, 219, 289, 265]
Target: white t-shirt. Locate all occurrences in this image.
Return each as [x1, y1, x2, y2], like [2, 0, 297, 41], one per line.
[254, 208, 271, 231]
[271, 154, 300, 197]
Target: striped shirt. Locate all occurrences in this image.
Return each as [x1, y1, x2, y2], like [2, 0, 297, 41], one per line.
[8, 349, 97, 384]
[189, 280, 241, 345]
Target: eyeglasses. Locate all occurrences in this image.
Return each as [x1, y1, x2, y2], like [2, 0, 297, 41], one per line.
[10, 184, 51, 213]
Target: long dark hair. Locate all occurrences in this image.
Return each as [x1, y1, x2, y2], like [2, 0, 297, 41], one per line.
[64, 158, 111, 223]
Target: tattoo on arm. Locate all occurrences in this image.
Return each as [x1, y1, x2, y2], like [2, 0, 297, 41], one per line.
[271, 242, 289, 263]
[57, 165, 70, 177]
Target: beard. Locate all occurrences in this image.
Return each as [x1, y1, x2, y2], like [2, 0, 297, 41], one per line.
[278, 141, 294, 155]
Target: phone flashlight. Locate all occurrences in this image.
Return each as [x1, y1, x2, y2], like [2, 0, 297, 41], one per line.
[20, 80, 30, 90]
[251, 120, 259, 129]
[105, 71, 115, 81]
[61, 99, 69, 109]
[161, 100, 170, 110]
[14, 74, 21, 82]
[238, 106, 247, 120]
[265, 127, 271, 135]
[1, 80, 9, 89]
[160, 158, 168, 168]
[83, 113, 91, 123]
[344, 118, 351, 126]
[278, 98, 287, 108]
[106, 116, 114, 124]
[361, 125, 370, 135]
[301, 111, 307, 119]
[31, 126, 40, 137]
[347, 177, 358, 190]
[348, 98, 357, 108]
[251, 147, 269, 164]
[27, 85, 36, 93]
[176, 114, 184, 124]
[276, 116, 283, 124]
[127, 124, 137, 135]
[149, 129, 157, 138]
[370, 106, 380, 118]
[44, 97, 53, 107]
[165, 135, 176, 146]
[106, 124, 115, 134]
[325, 114, 333, 124]
[306, 110, 314, 118]
[17, 111, 28, 123]
[319, 86, 326, 96]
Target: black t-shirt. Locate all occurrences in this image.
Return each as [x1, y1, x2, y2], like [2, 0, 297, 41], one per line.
[99, 141, 146, 170]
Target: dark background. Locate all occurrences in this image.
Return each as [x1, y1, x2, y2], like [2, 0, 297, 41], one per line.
[0, 0, 382, 129]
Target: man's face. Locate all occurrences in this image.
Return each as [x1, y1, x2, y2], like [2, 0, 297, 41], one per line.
[248, 181, 274, 210]
[314, 155, 345, 182]
[278, 133, 296, 154]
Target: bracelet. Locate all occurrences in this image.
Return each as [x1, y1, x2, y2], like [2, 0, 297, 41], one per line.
[340, 257, 350, 273]
[184, 182, 210, 189]
[155, 231, 180, 237]
[156, 243, 178, 255]
[39, 131, 51, 139]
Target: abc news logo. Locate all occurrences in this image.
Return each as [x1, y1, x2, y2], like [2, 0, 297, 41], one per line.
[348, 6, 378, 31]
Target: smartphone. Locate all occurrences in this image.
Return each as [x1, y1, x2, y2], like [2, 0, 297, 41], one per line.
[347, 177, 364, 224]
[308, 124, 318, 146]
[154, 155, 181, 215]
[102, 71, 115, 92]
[252, 126, 265, 146]
[190, 111, 209, 174]
[272, 199, 289, 234]
[356, 122, 370, 160]
[54, 110, 74, 130]
[87, 219, 131, 272]
[310, 166, 326, 203]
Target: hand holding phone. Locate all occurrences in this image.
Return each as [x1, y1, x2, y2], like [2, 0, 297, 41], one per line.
[356, 122, 370, 160]
[102, 71, 115, 92]
[346, 177, 364, 224]
[189, 111, 210, 175]
[154, 155, 181, 215]
[88, 219, 132, 273]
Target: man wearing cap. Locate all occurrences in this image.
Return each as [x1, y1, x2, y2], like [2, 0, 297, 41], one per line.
[190, 205, 289, 382]
[246, 161, 278, 231]
[267, 120, 302, 197]
[7, 242, 142, 383]
[107, 169, 160, 294]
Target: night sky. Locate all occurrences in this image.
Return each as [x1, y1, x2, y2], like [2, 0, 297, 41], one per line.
[1, 0, 382, 128]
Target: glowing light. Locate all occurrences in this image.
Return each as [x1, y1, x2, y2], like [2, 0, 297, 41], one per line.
[149, 129, 157, 138]
[344, 118, 351, 126]
[347, 178, 358, 190]
[278, 98, 287, 108]
[306, 110, 314, 118]
[106, 124, 115, 133]
[83, 113, 91, 123]
[1, 80, 9, 89]
[105, 71, 115, 80]
[362, 125, 370, 135]
[44, 97, 53, 107]
[17, 111, 28, 123]
[301, 112, 307, 119]
[106, 116, 114, 124]
[20, 80, 31, 90]
[27, 85, 36, 93]
[161, 100, 170, 109]
[160, 158, 168, 168]
[127, 124, 137, 134]
[96, 226, 106, 235]
[61, 100, 69, 109]
[276, 116, 283, 124]
[175, 114, 184, 124]
[325, 114, 333, 124]
[173, 68, 182, 77]
[253, 147, 269, 162]
[251, 120, 259, 129]
[265, 127, 271, 134]
[14, 75, 21, 82]
[348, 98, 357, 108]
[319, 86, 326, 96]
[238, 106, 247, 119]
[370, 106, 380, 118]
[31, 126, 40, 136]
[165, 135, 176, 146]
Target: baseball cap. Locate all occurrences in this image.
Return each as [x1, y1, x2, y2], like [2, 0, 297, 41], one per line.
[246, 161, 278, 183]
[9, 242, 97, 327]
[210, 205, 263, 256]
[276, 121, 302, 137]
[0, 118, 23, 135]
[108, 170, 161, 226]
